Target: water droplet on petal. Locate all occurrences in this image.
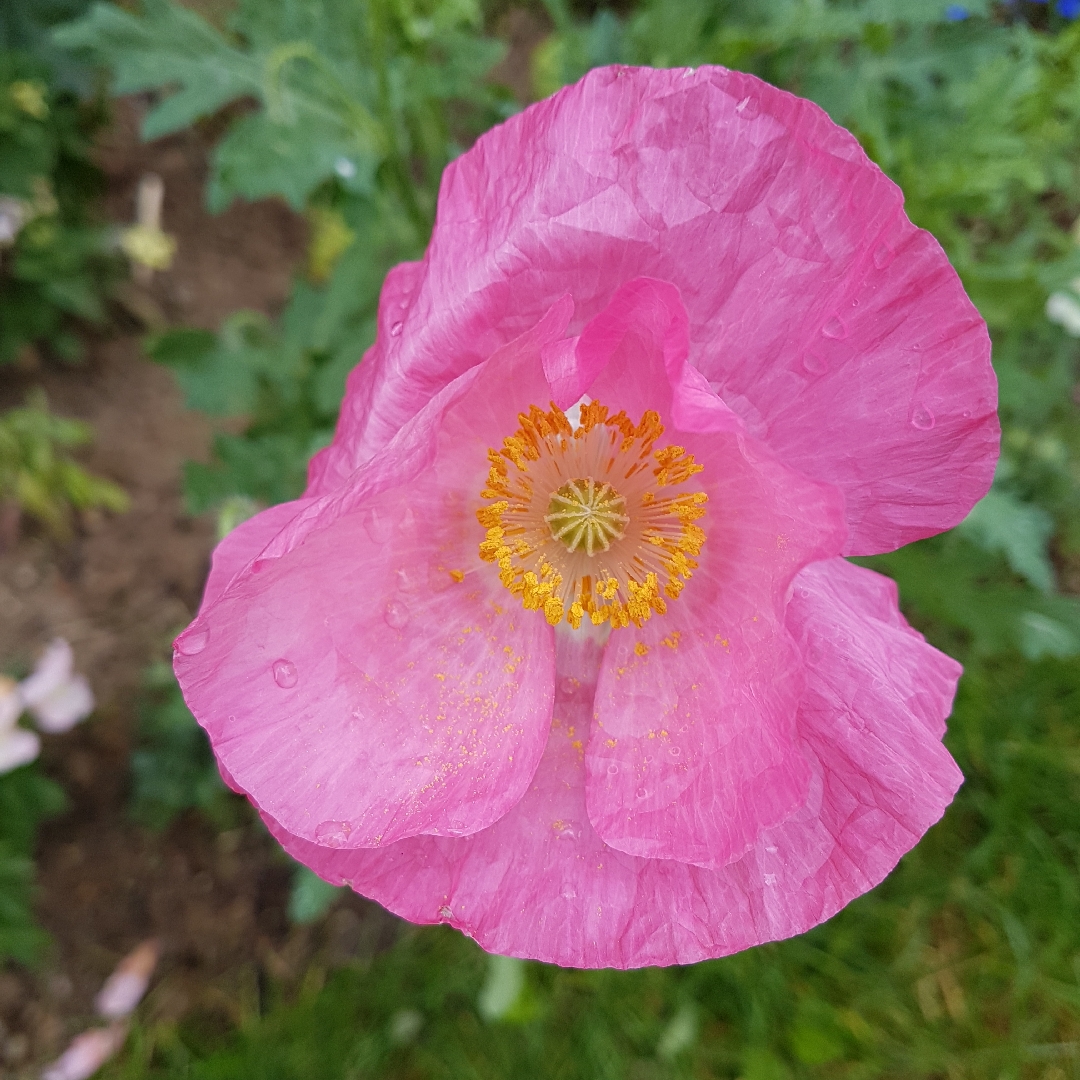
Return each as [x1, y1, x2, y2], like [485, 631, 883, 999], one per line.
[821, 315, 848, 340]
[635, 787, 648, 800]
[801, 351, 827, 376]
[560, 883, 577, 900]
[390, 321, 403, 337]
[735, 94, 760, 119]
[557, 673, 583, 699]
[556, 820, 581, 841]
[910, 404, 936, 431]
[873, 242, 895, 269]
[177, 626, 209, 655]
[438, 905, 454, 920]
[272, 659, 298, 688]
[607, 764, 619, 776]
[384, 600, 410, 629]
[315, 820, 353, 846]
[668, 745, 682, 758]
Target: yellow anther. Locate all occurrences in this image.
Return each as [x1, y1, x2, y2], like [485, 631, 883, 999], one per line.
[476, 398, 707, 630]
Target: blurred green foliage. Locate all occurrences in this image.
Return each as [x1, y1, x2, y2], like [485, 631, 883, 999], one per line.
[0, 764, 66, 964]
[129, 660, 234, 831]
[0, 3, 119, 365]
[0, 388, 130, 536]
[49, 0, 1080, 1076]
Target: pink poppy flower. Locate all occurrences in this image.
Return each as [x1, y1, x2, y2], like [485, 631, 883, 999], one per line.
[175, 66, 998, 968]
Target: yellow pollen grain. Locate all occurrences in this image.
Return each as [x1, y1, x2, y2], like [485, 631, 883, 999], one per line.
[449, 569, 465, 582]
[476, 398, 707, 631]
[634, 642, 649, 656]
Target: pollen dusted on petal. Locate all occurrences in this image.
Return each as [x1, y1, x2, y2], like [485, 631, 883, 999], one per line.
[476, 400, 707, 630]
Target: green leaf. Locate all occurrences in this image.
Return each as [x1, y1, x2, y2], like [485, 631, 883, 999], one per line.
[958, 489, 1056, 593]
[53, 0, 260, 138]
[288, 865, 342, 924]
[208, 109, 377, 212]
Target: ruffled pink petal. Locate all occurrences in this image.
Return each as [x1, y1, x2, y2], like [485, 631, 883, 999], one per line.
[175, 302, 577, 848]
[308, 260, 425, 496]
[747, 557, 963, 940]
[313, 65, 996, 554]
[196, 499, 313, 613]
[564, 281, 845, 867]
[264, 585, 961, 968]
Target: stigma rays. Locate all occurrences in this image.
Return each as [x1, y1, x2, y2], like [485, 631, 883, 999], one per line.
[477, 400, 707, 629]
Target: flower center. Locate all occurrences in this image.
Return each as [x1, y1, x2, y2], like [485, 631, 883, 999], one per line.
[546, 479, 629, 555]
[477, 399, 707, 630]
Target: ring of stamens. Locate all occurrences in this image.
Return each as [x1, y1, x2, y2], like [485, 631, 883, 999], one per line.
[477, 399, 707, 629]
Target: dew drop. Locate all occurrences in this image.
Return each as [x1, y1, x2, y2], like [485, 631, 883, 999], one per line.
[801, 351, 827, 376]
[176, 626, 209, 656]
[764, 873, 777, 886]
[560, 883, 577, 900]
[607, 764, 619, 776]
[734, 94, 760, 119]
[556, 820, 581, 841]
[389, 320, 404, 337]
[334, 157, 357, 179]
[438, 905, 454, 920]
[635, 787, 648, 800]
[272, 659, 298, 688]
[821, 314, 848, 340]
[558, 676, 578, 699]
[315, 820, 353, 846]
[910, 404, 936, 431]
[384, 600, 410, 629]
[798, 588, 810, 598]
[872, 242, 895, 270]
[668, 746, 682, 758]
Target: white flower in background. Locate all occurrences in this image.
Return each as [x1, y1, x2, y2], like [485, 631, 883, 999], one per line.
[0, 195, 28, 247]
[1045, 276, 1080, 336]
[0, 674, 40, 775]
[40, 1024, 128, 1080]
[95, 939, 159, 1019]
[41, 939, 158, 1080]
[18, 638, 95, 734]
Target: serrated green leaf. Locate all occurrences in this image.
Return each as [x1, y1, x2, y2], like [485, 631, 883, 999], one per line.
[958, 489, 1056, 593]
[54, 0, 260, 138]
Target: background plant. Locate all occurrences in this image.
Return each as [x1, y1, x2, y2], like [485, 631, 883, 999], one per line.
[0, 388, 130, 537]
[0, 0, 119, 365]
[0, 755, 67, 965]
